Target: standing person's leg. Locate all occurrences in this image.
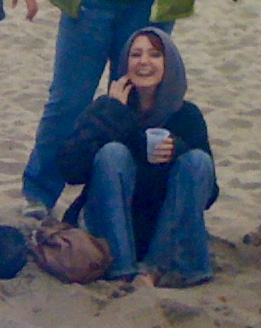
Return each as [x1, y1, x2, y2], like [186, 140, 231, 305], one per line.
[83, 142, 137, 280]
[0, 0, 5, 21]
[109, 0, 175, 81]
[22, 1, 116, 217]
[144, 149, 215, 287]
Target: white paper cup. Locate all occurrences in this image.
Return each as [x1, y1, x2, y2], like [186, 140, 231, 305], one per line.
[145, 128, 170, 163]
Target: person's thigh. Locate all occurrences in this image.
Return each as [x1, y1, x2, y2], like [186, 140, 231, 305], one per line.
[47, 0, 116, 114]
[38, 0, 120, 144]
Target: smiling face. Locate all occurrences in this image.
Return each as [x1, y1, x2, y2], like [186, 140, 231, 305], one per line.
[127, 34, 164, 92]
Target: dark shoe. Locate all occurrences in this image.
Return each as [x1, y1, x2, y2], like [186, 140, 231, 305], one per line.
[0, 226, 28, 279]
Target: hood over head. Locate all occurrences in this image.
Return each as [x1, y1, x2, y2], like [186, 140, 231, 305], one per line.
[117, 27, 187, 127]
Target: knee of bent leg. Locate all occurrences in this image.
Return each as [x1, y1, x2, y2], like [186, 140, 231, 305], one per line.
[178, 149, 214, 179]
[95, 142, 131, 163]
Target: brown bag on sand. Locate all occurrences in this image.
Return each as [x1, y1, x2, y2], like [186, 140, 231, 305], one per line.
[29, 218, 113, 284]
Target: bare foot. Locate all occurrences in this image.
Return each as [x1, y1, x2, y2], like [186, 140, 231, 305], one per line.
[132, 273, 159, 288]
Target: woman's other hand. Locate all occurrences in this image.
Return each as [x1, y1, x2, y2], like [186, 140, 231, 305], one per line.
[109, 75, 133, 105]
[149, 137, 175, 164]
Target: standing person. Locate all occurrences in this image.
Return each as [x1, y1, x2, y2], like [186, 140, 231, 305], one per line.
[0, 0, 38, 21]
[22, 0, 175, 219]
[58, 27, 219, 287]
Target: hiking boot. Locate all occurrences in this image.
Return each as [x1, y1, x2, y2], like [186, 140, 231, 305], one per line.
[22, 201, 51, 220]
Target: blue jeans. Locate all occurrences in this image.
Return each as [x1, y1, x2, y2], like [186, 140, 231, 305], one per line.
[0, 0, 5, 21]
[83, 143, 215, 280]
[22, 0, 174, 208]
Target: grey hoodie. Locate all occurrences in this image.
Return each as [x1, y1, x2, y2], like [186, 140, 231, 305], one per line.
[117, 27, 187, 127]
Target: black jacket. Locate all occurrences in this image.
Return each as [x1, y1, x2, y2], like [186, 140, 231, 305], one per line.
[57, 95, 219, 226]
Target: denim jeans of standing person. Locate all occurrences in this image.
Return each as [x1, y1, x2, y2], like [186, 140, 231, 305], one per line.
[83, 142, 215, 282]
[22, 0, 175, 211]
[0, 0, 5, 21]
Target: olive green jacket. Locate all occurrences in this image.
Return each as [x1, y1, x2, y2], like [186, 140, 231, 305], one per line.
[49, 0, 195, 20]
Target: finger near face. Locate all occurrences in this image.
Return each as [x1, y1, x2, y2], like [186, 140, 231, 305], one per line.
[119, 75, 129, 81]
[118, 75, 130, 86]
[112, 77, 131, 91]
[123, 84, 133, 94]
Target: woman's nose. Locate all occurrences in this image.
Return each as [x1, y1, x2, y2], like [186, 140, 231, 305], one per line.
[139, 53, 150, 63]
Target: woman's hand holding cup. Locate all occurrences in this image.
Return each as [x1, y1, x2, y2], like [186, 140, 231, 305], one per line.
[145, 128, 174, 164]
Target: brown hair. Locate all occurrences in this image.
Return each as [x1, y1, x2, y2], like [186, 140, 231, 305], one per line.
[134, 31, 165, 54]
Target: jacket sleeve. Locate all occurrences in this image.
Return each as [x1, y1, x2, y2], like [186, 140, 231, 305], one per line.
[57, 96, 138, 185]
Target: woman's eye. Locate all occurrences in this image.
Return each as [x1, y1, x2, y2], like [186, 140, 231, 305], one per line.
[129, 51, 163, 58]
[150, 51, 162, 58]
[129, 52, 141, 58]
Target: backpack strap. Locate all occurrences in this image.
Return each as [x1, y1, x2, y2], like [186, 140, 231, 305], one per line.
[62, 184, 88, 227]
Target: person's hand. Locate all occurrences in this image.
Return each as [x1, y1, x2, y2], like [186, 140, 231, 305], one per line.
[12, 0, 38, 21]
[149, 137, 175, 164]
[109, 75, 133, 105]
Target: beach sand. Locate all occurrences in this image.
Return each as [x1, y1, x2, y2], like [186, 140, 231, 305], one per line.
[0, 0, 261, 327]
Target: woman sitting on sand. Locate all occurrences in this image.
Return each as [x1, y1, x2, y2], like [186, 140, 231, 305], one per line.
[58, 27, 219, 288]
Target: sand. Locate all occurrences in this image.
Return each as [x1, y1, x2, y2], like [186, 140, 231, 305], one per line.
[0, 0, 261, 327]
